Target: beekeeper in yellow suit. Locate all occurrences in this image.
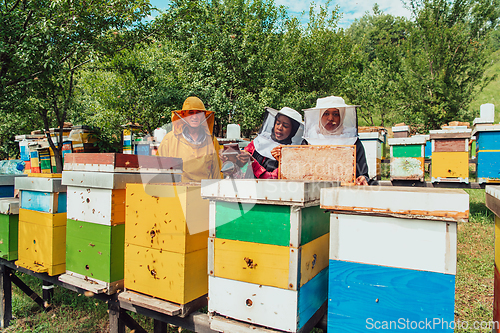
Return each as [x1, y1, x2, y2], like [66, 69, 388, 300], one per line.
[158, 96, 222, 182]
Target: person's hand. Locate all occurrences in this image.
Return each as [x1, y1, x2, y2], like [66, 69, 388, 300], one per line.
[271, 146, 281, 160]
[355, 176, 368, 186]
[219, 149, 228, 163]
[237, 150, 252, 165]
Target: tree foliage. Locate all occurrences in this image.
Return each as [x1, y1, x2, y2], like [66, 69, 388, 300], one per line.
[399, 0, 499, 130]
[0, 0, 152, 168]
[0, 0, 498, 160]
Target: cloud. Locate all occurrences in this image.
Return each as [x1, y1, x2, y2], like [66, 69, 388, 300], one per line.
[147, 0, 412, 28]
[275, 0, 412, 28]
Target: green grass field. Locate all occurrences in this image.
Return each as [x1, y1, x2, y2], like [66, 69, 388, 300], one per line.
[1, 188, 496, 332]
[470, 50, 500, 122]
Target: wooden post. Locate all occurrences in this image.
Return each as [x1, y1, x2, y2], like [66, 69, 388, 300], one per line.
[108, 298, 125, 333]
[0, 265, 12, 328]
[154, 319, 168, 333]
[42, 281, 54, 304]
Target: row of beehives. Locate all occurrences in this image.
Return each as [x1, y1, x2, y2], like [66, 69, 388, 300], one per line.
[362, 124, 500, 184]
[0, 153, 469, 332]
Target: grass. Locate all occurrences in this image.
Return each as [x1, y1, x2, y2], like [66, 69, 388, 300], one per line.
[470, 50, 500, 123]
[455, 189, 495, 332]
[3, 189, 498, 332]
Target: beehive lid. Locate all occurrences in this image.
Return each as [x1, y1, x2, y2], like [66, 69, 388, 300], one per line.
[388, 136, 426, 146]
[486, 185, 500, 217]
[320, 186, 469, 222]
[201, 179, 339, 206]
[358, 131, 385, 142]
[429, 128, 471, 140]
[0, 174, 27, 186]
[0, 198, 19, 215]
[392, 125, 410, 132]
[472, 124, 500, 136]
[63, 153, 183, 173]
[15, 176, 66, 193]
[62, 171, 181, 189]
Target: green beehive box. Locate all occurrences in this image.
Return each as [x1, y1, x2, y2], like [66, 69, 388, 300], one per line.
[0, 198, 20, 261]
[65, 219, 125, 288]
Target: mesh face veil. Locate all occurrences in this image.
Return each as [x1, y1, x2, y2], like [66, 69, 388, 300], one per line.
[253, 107, 304, 160]
[303, 96, 358, 146]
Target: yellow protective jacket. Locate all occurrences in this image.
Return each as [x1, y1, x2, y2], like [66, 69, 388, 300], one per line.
[158, 113, 221, 183]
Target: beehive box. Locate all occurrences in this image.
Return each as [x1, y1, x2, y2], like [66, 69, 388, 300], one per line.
[63, 152, 183, 174]
[388, 136, 426, 181]
[392, 125, 409, 138]
[279, 145, 356, 184]
[61, 155, 182, 293]
[15, 175, 67, 275]
[473, 124, 500, 184]
[359, 131, 385, 180]
[321, 186, 469, 332]
[0, 175, 26, 198]
[430, 129, 471, 183]
[16, 209, 66, 275]
[125, 183, 209, 305]
[486, 186, 500, 330]
[64, 219, 124, 293]
[0, 198, 19, 260]
[202, 179, 338, 333]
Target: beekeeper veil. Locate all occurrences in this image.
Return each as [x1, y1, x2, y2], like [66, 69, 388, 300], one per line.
[303, 96, 359, 146]
[253, 107, 304, 160]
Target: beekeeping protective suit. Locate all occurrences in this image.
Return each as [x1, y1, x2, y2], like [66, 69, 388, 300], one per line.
[158, 96, 221, 182]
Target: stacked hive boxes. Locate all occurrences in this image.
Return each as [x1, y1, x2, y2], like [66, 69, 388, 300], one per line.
[61, 153, 182, 294]
[388, 136, 427, 182]
[15, 175, 67, 275]
[486, 186, 500, 330]
[472, 124, 500, 184]
[321, 186, 468, 332]
[359, 130, 386, 180]
[392, 125, 410, 138]
[0, 198, 20, 260]
[125, 183, 208, 310]
[202, 179, 337, 332]
[430, 128, 471, 183]
[123, 129, 133, 154]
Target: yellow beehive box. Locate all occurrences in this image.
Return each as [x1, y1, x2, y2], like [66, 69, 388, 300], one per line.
[125, 183, 209, 304]
[125, 183, 208, 253]
[124, 244, 207, 305]
[211, 233, 329, 290]
[16, 214, 66, 276]
[431, 151, 469, 180]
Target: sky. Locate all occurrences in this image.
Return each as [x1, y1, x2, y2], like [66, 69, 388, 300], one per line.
[148, 0, 412, 28]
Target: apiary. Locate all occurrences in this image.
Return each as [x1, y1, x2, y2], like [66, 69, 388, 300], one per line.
[15, 175, 67, 275]
[388, 136, 426, 181]
[430, 129, 471, 183]
[125, 183, 209, 307]
[358, 130, 386, 180]
[60, 153, 182, 294]
[321, 186, 469, 332]
[486, 186, 500, 329]
[202, 179, 338, 333]
[472, 124, 500, 184]
[0, 198, 19, 260]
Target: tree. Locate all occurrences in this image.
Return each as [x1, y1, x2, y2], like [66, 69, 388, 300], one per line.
[74, 39, 186, 147]
[0, 0, 152, 170]
[345, 6, 410, 127]
[399, 0, 499, 130]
